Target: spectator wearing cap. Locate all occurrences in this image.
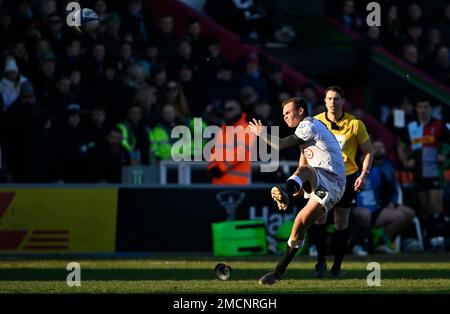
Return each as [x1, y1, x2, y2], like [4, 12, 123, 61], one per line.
[57, 103, 88, 182]
[238, 53, 268, 102]
[1, 56, 29, 110]
[33, 49, 57, 101]
[6, 81, 58, 182]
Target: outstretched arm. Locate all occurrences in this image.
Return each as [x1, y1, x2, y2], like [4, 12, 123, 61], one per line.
[249, 118, 304, 150]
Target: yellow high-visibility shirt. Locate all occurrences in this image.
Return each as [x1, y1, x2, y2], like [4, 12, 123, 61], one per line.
[315, 112, 370, 175]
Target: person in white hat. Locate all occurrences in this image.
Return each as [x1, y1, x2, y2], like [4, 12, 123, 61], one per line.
[0, 56, 29, 110]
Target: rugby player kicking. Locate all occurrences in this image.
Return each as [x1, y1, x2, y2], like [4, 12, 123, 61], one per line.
[249, 97, 346, 285]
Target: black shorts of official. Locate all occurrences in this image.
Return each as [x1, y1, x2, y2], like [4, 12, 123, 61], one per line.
[335, 172, 358, 208]
[415, 177, 441, 191]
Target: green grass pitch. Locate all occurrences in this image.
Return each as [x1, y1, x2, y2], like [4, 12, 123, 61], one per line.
[1, 253, 449, 293]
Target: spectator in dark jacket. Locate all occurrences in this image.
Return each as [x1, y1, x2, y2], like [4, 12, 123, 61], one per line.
[209, 61, 237, 104]
[121, 0, 154, 50]
[33, 50, 58, 102]
[85, 105, 110, 150]
[6, 82, 58, 182]
[57, 103, 88, 182]
[186, 17, 207, 60]
[153, 14, 179, 62]
[87, 126, 130, 183]
[43, 73, 75, 125]
[178, 64, 206, 117]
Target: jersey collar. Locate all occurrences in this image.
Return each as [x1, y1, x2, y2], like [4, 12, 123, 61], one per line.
[325, 111, 345, 123]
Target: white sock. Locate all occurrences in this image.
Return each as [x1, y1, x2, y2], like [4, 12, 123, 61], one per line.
[287, 237, 304, 249]
[288, 175, 303, 188]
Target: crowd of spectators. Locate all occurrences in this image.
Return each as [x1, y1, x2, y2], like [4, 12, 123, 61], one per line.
[337, 0, 450, 85]
[0, 0, 321, 184]
[332, 0, 450, 251]
[0, 0, 448, 252]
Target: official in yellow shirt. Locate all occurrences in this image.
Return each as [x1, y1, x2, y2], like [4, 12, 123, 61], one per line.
[315, 111, 370, 176]
[310, 86, 373, 278]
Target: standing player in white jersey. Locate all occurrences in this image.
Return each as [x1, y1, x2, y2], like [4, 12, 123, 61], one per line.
[249, 97, 346, 285]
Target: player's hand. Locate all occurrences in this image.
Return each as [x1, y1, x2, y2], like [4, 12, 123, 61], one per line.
[248, 118, 264, 136]
[354, 174, 367, 192]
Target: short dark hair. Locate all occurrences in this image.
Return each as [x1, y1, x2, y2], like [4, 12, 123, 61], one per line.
[324, 86, 345, 99]
[186, 17, 199, 26]
[281, 97, 308, 116]
[415, 96, 431, 106]
[92, 105, 106, 113]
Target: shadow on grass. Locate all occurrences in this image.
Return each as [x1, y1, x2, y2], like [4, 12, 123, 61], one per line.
[0, 268, 449, 281]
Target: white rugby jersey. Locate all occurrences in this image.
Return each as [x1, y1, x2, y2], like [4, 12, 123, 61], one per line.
[294, 117, 346, 183]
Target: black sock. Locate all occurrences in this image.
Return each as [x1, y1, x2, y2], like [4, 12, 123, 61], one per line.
[285, 179, 300, 197]
[309, 224, 327, 264]
[275, 243, 299, 274]
[332, 228, 349, 271]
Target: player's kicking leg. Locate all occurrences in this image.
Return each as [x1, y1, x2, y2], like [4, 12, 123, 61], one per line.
[259, 197, 326, 285]
[260, 165, 320, 285]
[260, 166, 345, 285]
